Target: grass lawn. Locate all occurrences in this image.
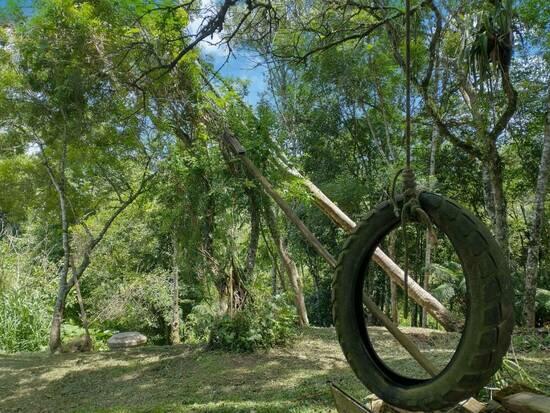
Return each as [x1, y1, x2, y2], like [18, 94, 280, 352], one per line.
[0, 327, 548, 413]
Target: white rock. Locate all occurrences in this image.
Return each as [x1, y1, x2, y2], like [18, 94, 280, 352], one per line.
[107, 332, 147, 349]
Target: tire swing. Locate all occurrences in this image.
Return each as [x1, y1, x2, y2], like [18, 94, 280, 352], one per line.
[332, 2, 514, 411]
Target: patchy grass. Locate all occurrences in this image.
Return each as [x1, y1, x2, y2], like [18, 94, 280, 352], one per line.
[0, 327, 548, 413]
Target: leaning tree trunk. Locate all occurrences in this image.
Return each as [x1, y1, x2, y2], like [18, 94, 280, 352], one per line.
[522, 101, 550, 327]
[244, 188, 261, 281]
[264, 203, 309, 327]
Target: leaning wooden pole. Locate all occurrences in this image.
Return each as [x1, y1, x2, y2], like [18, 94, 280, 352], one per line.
[223, 132, 461, 332]
[221, 131, 438, 374]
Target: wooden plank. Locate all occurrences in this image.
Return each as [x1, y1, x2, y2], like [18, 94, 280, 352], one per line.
[500, 392, 550, 413]
[331, 383, 373, 413]
[363, 293, 438, 377]
[460, 397, 486, 413]
[222, 131, 246, 154]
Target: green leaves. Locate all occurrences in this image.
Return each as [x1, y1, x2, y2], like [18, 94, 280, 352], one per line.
[208, 296, 297, 352]
[467, 0, 515, 82]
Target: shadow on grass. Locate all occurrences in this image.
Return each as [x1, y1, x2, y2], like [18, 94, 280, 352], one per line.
[5, 327, 543, 412]
[0, 329, 368, 412]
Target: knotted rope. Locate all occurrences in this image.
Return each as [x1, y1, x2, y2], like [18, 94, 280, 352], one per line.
[392, 0, 438, 319]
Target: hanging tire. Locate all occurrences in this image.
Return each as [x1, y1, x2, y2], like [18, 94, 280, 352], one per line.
[332, 192, 514, 411]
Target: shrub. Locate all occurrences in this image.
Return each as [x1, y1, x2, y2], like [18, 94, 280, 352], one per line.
[87, 270, 173, 344]
[182, 302, 217, 344]
[61, 322, 116, 352]
[0, 289, 50, 353]
[512, 328, 550, 352]
[208, 295, 297, 352]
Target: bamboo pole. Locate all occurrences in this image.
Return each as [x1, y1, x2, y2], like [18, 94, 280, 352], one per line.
[221, 131, 438, 376]
[363, 293, 437, 376]
[222, 131, 485, 412]
[224, 132, 461, 332]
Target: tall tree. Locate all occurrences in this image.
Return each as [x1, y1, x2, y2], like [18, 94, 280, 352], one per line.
[522, 95, 550, 326]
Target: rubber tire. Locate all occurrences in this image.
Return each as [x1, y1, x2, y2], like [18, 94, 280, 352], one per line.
[332, 192, 514, 411]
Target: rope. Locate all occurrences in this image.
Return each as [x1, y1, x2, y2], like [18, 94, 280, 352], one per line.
[403, 0, 413, 318]
[395, 0, 438, 319]
[405, 0, 412, 170]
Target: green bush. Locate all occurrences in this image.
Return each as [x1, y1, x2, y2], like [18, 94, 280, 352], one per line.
[182, 302, 217, 344]
[208, 295, 297, 352]
[61, 322, 116, 351]
[87, 270, 173, 344]
[512, 328, 550, 352]
[0, 289, 50, 353]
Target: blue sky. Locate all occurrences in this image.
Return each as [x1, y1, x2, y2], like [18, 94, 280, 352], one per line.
[203, 50, 267, 106]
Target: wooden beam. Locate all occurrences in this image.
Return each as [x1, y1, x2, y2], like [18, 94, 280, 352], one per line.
[221, 131, 484, 413]
[363, 293, 438, 377]
[223, 131, 461, 332]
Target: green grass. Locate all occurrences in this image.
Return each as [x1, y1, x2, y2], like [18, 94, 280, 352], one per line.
[0, 327, 548, 413]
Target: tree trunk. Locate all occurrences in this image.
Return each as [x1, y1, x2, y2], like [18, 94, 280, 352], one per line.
[45, 138, 70, 353]
[482, 166, 497, 226]
[264, 203, 309, 327]
[49, 286, 68, 353]
[388, 232, 399, 323]
[271, 265, 278, 295]
[309, 259, 323, 314]
[170, 230, 181, 345]
[423, 127, 438, 327]
[411, 303, 418, 327]
[244, 188, 261, 280]
[486, 139, 510, 258]
[522, 102, 550, 327]
[390, 280, 398, 324]
[69, 255, 92, 351]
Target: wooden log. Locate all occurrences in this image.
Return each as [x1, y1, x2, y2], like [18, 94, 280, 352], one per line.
[460, 398, 486, 413]
[223, 131, 460, 332]
[331, 383, 372, 413]
[500, 393, 550, 413]
[275, 154, 461, 332]
[363, 293, 438, 376]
